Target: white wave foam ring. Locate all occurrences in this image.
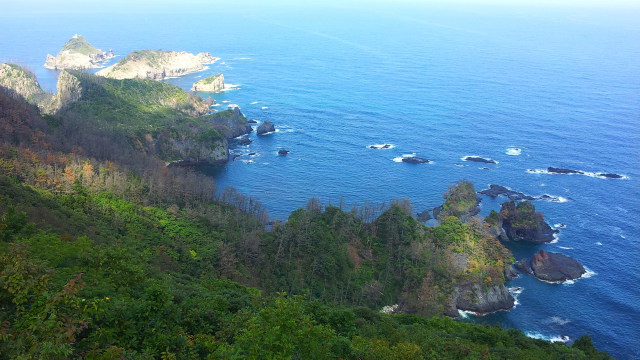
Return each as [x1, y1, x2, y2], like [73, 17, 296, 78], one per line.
[596, 242, 603, 246]
[250, 101, 259, 104]
[261, 106, 269, 110]
[221, 84, 239, 92]
[506, 147, 522, 156]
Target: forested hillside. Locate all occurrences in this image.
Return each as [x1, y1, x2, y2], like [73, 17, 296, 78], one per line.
[0, 85, 611, 359]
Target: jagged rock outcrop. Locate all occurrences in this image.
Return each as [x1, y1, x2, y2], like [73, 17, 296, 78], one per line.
[448, 283, 515, 315]
[44, 35, 115, 70]
[516, 249, 585, 282]
[436, 181, 480, 222]
[257, 120, 275, 135]
[499, 201, 557, 244]
[203, 107, 252, 139]
[97, 50, 218, 80]
[191, 74, 224, 92]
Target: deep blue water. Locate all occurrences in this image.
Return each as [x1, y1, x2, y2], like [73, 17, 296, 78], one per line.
[1, 3, 639, 358]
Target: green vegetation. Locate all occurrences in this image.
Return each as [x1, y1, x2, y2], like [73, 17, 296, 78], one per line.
[500, 200, 542, 228]
[114, 50, 166, 68]
[0, 78, 612, 359]
[440, 181, 479, 219]
[60, 35, 100, 56]
[199, 73, 222, 85]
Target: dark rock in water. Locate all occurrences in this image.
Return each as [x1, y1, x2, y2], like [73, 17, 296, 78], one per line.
[516, 250, 586, 282]
[402, 156, 430, 164]
[598, 173, 623, 179]
[463, 156, 497, 164]
[248, 152, 257, 156]
[479, 184, 536, 201]
[454, 283, 515, 314]
[232, 154, 241, 161]
[257, 120, 275, 135]
[432, 205, 443, 220]
[416, 210, 432, 222]
[236, 138, 252, 146]
[547, 167, 583, 175]
[500, 201, 557, 244]
[481, 167, 490, 170]
[278, 149, 289, 156]
[369, 143, 393, 149]
[247, 119, 258, 124]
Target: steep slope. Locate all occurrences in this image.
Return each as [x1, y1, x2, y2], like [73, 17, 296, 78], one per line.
[0, 63, 54, 111]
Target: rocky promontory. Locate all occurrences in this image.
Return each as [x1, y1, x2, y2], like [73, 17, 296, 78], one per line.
[44, 35, 114, 70]
[191, 74, 225, 92]
[203, 107, 252, 139]
[516, 249, 586, 282]
[96, 50, 218, 80]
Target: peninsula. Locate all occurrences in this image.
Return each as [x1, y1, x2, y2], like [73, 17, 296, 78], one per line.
[96, 50, 218, 80]
[44, 34, 114, 70]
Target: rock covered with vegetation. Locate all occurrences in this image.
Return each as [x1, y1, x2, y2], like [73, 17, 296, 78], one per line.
[96, 50, 218, 80]
[191, 73, 225, 92]
[434, 180, 481, 222]
[44, 34, 114, 70]
[203, 106, 252, 139]
[498, 200, 558, 244]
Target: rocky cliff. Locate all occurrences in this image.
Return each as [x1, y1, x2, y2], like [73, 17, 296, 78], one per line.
[96, 50, 218, 80]
[191, 73, 224, 92]
[0, 63, 54, 111]
[203, 107, 252, 139]
[450, 283, 515, 315]
[44, 34, 114, 70]
[499, 200, 557, 244]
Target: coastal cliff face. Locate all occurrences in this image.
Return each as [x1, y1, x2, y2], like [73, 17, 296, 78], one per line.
[203, 107, 252, 139]
[0, 63, 54, 111]
[191, 73, 224, 92]
[96, 50, 218, 80]
[44, 35, 115, 70]
[450, 283, 515, 315]
[499, 201, 557, 244]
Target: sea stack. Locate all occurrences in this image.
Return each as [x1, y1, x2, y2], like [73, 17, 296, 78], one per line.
[191, 74, 225, 92]
[44, 34, 115, 70]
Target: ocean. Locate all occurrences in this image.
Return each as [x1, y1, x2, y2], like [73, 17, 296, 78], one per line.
[1, 2, 639, 358]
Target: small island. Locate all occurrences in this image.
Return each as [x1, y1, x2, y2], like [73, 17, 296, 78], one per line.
[191, 73, 225, 92]
[44, 34, 114, 70]
[516, 249, 586, 283]
[96, 50, 218, 80]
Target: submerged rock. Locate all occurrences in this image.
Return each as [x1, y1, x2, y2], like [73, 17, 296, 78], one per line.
[479, 185, 536, 201]
[416, 209, 432, 222]
[547, 167, 582, 175]
[278, 149, 289, 156]
[257, 120, 275, 135]
[516, 249, 585, 282]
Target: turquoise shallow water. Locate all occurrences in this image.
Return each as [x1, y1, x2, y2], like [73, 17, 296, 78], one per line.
[1, 3, 639, 358]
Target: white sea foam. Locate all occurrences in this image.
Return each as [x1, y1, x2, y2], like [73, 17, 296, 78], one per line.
[553, 224, 567, 229]
[506, 147, 522, 156]
[557, 246, 573, 250]
[232, 57, 252, 60]
[547, 316, 572, 325]
[550, 233, 559, 244]
[221, 84, 239, 92]
[393, 153, 417, 163]
[526, 168, 628, 179]
[368, 143, 395, 150]
[261, 106, 269, 110]
[210, 103, 221, 107]
[457, 310, 476, 318]
[508, 287, 523, 307]
[563, 267, 596, 285]
[596, 242, 603, 246]
[541, 195, 569, 203]
[222, 100, 231, 103]
[525, 331, 571, 343]
[241, 159, 255, 164]
[227, 104, 240, 108]
[250, 101, 259, 104]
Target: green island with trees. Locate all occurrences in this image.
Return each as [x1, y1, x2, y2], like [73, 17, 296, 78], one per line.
[0, 71, 612, 359]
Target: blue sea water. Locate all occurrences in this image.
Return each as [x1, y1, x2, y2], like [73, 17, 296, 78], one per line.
[1, 2, 639, 358]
